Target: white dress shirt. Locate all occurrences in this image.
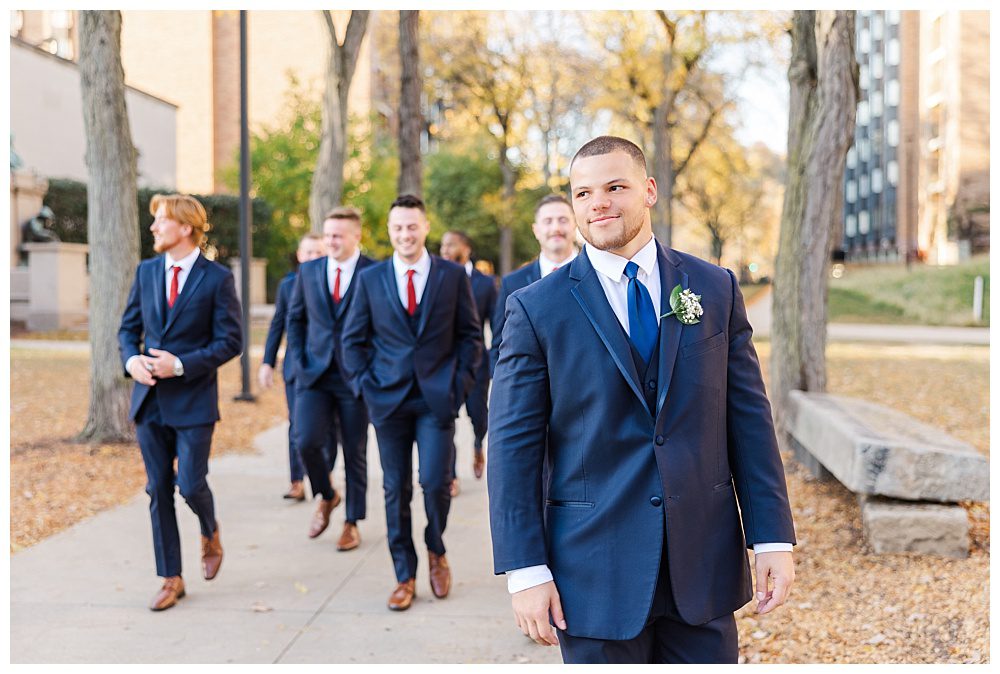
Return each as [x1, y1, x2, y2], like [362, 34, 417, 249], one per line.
[464, 260, 474, 277]
[391, 248, 431, 308]
[538, 250, 578, 278]
[327, 248, 361, 298]
[506, 236, 790, 594]
[124, 247, 200, 376]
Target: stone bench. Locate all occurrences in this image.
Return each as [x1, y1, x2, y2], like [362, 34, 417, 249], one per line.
[786, 391, 988, 558]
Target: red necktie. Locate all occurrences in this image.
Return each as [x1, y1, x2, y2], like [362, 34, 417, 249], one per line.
[168, 265, 181, 308]
[332, 267, 342, 303]
[406, 269, 417, 316]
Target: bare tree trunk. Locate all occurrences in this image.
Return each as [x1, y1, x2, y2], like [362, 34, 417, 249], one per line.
[651, 99, 672, 247]
[397, 10, 423, 197]
[310, 10, 369, 230]
[498, 133, 515, 275]
[771, 10, 858, 443]
[77, 10, 139, 443]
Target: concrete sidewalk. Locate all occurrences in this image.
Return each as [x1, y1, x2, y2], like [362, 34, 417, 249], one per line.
[745, 287, 989, 345]
[10, 416, 561, 664]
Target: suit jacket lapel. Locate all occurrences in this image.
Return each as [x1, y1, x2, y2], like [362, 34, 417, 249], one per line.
[527, 260, 541, 285]
[163, 254, 208, 335]
[334, 255, 368, 321]
[152, 257, 167, 329]
[381, 259, 411, 332]
[416, 257, 444, 338]
[317, 257, 337, 321]
[569, 253, 646, 409]
[655, 242, 688, 416]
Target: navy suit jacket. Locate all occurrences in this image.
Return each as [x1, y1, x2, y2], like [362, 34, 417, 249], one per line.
[470, 268, 498, 377]
[487, 241, 795, 640]
[489, 259, 540, 376]
[118, 253, 243, 428]
[286, 254, 375, 390]
[341, 255, 484, 425]
[262, 271, 296, 383]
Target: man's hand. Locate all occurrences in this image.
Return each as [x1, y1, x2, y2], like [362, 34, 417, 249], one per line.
[258, 363, 275, 389]
[147, 348, 179, 379]
[511, 581, 567, 646]
[754, 551, 794, 615]
[128, 356, 157, 386]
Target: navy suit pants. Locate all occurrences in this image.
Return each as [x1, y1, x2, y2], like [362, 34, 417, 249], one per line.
[372, 390, 455, 583]
[558, 535, 738, 663]
[135, 390, 217, 578]
[452, 368, 489, 480]
[294, 372, 369, 522]
[284, 379, 335, 483]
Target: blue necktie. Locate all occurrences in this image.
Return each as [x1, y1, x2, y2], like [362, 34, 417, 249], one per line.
[624, 261, 658, 364]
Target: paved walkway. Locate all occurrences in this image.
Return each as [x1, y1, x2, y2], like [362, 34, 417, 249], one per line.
[745, 287, 989, 345]
[10, 416, 561, 664]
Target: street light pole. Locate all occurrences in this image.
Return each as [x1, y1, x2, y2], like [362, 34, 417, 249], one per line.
[235, 9, 255, 403]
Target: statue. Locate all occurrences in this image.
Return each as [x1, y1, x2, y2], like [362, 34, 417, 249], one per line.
[19, 205, 60, 264]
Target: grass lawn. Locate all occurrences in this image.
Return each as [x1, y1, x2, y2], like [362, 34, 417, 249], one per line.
[828, 256, 989, 326]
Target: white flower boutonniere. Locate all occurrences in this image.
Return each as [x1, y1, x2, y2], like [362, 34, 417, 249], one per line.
[661, 284, 703, 325]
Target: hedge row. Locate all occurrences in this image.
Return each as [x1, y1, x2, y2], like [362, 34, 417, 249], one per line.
[41, 179, 284, 299]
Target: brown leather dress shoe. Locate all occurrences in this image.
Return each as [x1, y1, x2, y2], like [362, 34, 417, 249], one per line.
[150, 576, 185, 611]
[284, 481, 306, 501]
[308, 491, 341, 538]
[387, 578, 416, 611]
[201, 525, 223, 580]
[473, 450, 485, 479]
[428, 552, 451, 599]
[450, 478, 460, 498]
[337, 522, 361, 551]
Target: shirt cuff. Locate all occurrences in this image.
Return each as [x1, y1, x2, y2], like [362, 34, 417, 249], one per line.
[753, 543, 793, 554]
[125, 355, 139, 375]
[506, 565, 554, 594]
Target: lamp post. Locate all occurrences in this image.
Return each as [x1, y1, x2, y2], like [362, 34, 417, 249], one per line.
[235, 9, 255, 402]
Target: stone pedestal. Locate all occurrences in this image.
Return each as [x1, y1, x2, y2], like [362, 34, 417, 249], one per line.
[10, 170, 49, 268]
[22, 242, 89, 331]
[860, 495, 970, 558]
[229, 257, 267, 306]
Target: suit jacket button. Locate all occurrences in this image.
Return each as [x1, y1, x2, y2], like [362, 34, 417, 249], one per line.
[650, 496, 663, 507]
[655, 435, 664, 445]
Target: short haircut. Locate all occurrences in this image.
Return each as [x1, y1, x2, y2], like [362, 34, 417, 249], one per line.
[299, 232, 323, 246]
[390, 194, 426, 213]
[534, 193, 572, 217]
[323, 205, 362, 225]
[570, 135, 647, 173]
[150, 193, 211, 247]
[443, 230, 473, 250]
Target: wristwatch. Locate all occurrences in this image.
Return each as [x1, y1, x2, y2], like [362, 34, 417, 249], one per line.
[173, 358, 184, 377]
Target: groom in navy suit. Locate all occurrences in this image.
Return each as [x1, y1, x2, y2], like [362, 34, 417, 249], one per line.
[488, 137, 795, 663]
[119, 194, 242, 611]
[342, 195, 483, 611]
[286, 206, 374, 551]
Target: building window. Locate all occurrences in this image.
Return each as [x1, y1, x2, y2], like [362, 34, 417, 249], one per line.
[887, 38, 900, 66]
[886, 79, 900, 107]
[847, 180, 857, 203]
[847, 147, 857, 169]
[872, 13, 884, 41]
[871, 91, 883, 117]
[872, 168, 883, 194]
[872, 53, 884, 80]
[860, 64, 870, 90]
[859, 211, 871, 234]
[860, 175, 870, 198]
[846, 214, 858, 237]
[887, 160, 899, 186]
[860, 139, 871, 162]
[887, 120, 899, 147]
[887, 10, 900, 24]
[858, 100, 870, 125]
[860, 27, 871, 52]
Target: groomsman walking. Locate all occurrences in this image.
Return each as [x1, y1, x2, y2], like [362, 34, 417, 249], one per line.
[286, 207, 374, 551]
[118, 193, 242, 611]
[489, 194, 578, 375]
[439, 230, 497, 494]
[342, 195, 483, 611]
[258, 233, 335, 501]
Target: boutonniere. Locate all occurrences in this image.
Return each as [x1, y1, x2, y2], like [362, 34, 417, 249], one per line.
[661, 284, 703, 325]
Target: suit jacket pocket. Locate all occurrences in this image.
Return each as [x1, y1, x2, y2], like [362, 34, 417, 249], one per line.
[545, 499, 595, 509]
[682, 331, 726, 359]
